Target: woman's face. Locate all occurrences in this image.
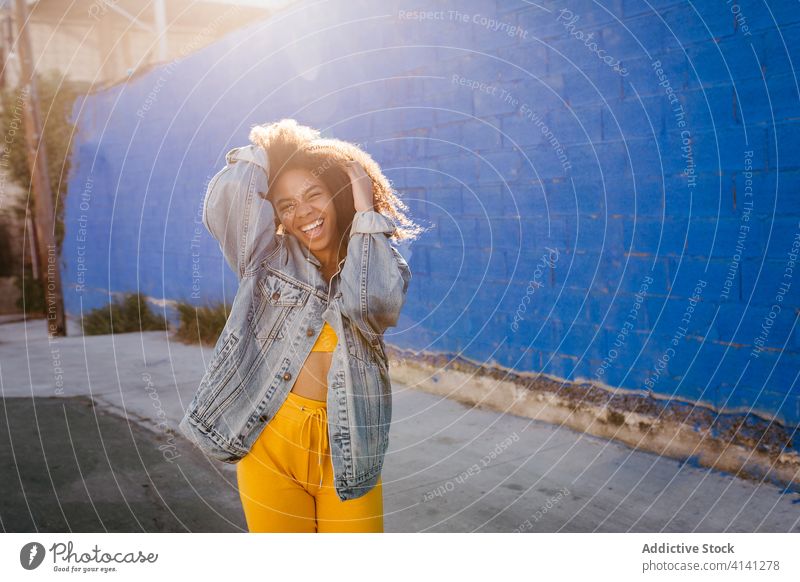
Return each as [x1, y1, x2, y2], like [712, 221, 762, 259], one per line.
[270, 167, 340, 254]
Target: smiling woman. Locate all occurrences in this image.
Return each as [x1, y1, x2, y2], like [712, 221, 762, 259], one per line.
[180, 118, 420, 533]
[268, 164, 351, 282]
[268, 165, 347, 405]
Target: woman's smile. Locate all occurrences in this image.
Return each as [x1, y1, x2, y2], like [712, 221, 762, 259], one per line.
[299, 216, 325, 239]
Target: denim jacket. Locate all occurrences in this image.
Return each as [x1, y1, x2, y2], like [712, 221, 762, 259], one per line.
[178, 144, 411, 501]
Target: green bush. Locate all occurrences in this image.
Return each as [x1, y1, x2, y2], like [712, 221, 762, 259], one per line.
[174, 301, 229, 346]
[15, 266, 45, 316]
[82, 292, 168, 335]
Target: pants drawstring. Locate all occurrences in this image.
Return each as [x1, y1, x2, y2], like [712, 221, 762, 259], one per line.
[300, 405, 327, 488]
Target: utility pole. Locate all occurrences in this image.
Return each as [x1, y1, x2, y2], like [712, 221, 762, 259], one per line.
[13, 0, 66, 337]
[153, 0, 168, 62]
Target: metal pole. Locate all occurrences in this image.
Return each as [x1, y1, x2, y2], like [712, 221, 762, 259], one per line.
[26, 212, 38, 280]
[153, 0, 168, 62]
[12, 0, 66, 337]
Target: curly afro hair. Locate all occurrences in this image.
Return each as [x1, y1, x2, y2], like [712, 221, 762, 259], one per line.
[248, 118, 422, 243]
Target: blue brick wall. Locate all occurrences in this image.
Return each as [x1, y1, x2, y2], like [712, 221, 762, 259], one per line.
[62, 0, 800, 426]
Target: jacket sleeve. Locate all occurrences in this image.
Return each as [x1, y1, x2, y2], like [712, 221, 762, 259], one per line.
[202, 145, 278, 279]
[338, 210, 412, 344]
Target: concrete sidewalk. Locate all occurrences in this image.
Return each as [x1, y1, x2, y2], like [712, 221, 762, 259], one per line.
[1, 317, 798, 532]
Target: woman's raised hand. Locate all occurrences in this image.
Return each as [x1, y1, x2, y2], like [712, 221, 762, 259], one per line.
[343, 160, 374, 212]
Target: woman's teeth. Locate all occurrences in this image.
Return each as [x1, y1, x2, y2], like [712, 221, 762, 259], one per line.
[301, 218, 324, 237]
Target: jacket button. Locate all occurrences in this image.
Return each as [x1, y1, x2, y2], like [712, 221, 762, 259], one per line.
[259, 413, 268, 422]
[272, 291, 281, 301]
[283, 372, 292, 381]
[306, 327, 315, 337]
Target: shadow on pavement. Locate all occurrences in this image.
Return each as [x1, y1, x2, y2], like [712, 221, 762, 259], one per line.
[0, 396, 246, 532]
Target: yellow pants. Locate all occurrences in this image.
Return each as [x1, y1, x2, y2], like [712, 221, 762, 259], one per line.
[236, 390, 384, 532]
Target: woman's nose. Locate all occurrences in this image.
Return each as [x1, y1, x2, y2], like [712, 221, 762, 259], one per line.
[296, 200, 313, 218]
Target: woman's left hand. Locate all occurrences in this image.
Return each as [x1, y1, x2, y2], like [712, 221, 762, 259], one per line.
[344, 160, 374, 212]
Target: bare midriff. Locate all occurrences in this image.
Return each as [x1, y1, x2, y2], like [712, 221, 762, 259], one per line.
[289, 321, 338, 402]
[290, 352, 333, 401]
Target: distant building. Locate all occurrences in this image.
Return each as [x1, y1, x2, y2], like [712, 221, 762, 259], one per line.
[0, 0, 286, 90]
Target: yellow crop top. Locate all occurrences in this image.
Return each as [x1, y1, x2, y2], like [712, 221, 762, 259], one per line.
[310, 322, 338, 352]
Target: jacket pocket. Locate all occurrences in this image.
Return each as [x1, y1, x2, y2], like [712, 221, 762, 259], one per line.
[344, 316, 382, 365]
[252, 273, 308, 344]
[353, 360, 379, 461]
[351, 351, 390, 468]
